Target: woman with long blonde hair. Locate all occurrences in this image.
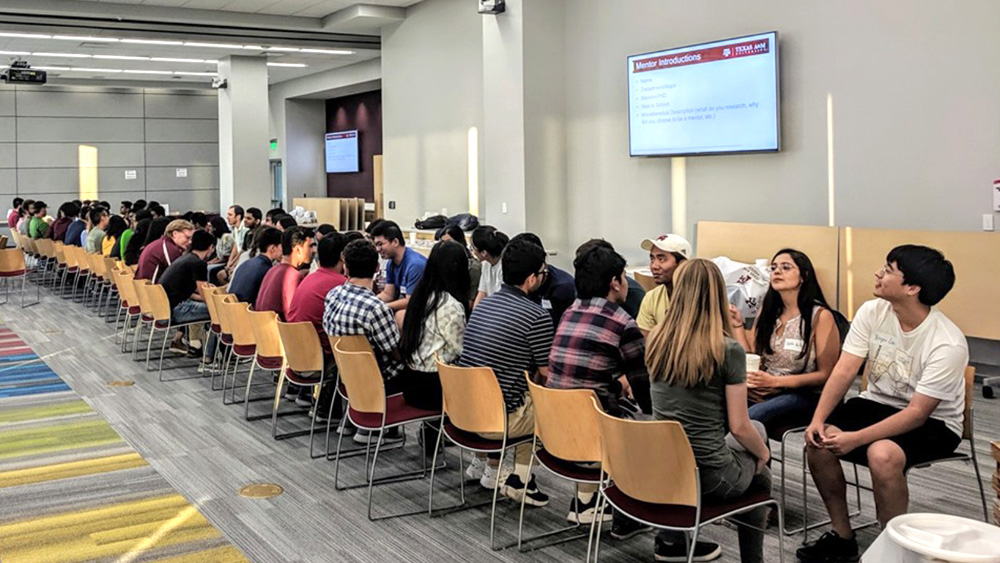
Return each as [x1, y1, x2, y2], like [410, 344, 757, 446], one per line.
[645, 259, 772, 563]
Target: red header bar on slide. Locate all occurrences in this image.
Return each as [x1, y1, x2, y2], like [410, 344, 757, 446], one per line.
[326, 131, 357, 140]
[632, 38, 770, 73]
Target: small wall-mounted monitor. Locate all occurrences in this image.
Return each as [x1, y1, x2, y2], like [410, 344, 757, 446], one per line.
[627, 31, 780, 157]
[325, 130, 359, 173]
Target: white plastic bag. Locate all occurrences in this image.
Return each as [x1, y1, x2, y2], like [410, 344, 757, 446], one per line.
[711, 256, 770, 319]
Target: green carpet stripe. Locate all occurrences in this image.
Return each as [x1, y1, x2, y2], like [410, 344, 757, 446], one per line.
[0, 419, 124, 460]
[0, 400, 93, 424]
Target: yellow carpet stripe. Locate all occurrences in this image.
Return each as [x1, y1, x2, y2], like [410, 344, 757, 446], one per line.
[90, 508, 211, 545]
[0, 525, 221, 563]
[148, 545, 250, 563]
[0, 452, 148, 488]
[0, 494, 190, 537]
[0, 400, 93, 424]
[0, 419, 123, 460]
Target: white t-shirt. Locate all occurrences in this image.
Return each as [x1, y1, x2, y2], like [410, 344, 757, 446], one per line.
[477, 259, 503, 296]
[842, 299, 969, 437]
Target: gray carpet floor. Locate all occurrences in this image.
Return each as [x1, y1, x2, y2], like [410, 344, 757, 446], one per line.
[1, 287, 997, 563]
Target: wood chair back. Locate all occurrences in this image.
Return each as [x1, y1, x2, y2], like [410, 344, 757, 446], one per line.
[330, 334, 373, 354]
[634, 271, 657, 292]
[9, 231, 20, 250]
[0, 248, 27, 274]
[87, 252, 105, 279]
[200, 285, 219, 325]
[212, 292, 236, 335]
[276, 321, 324, 373]
[223, 301, 255, 347]
[526, 377, 602, 463]
[103, 257, 119, 284]
[35, 238, 54, 259]
[0, 234, 8, 249]
[115, 270, 137, 307]
[333, 342, 385, 414]
[131, 278, 152, 315]
[436, 361, 506, 434]
[53, 242, 66, 266]
[22, 236, 36, 256]
[594, 401, 699, 507]
[248, 310, 283, 358]
[144, 283, 173, 322]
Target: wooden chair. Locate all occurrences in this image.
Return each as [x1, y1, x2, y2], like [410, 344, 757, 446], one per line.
[58, 245, 80, 299]
[332, 341, 441, 520]
[112, 269, 140, 351]
[591, 402, 784, 563]
[83, 252, 105, 310]
[245, 309, 285, 421]
[33, 238, 56, 288]
[633, 271, 657, 292]
[273, 321, 326, 444]
[129, 278, 153, 361]
[70, 246, 91, 303]
[518, 379, 604, 553]
[324, 335, 375, 460]
[430, 361, 533, 550]
[100, 256, 120, 320]
[210, 291, 237, 392]
[142, 283, 209, 381]
[199, 285, 224, 378]
[220, 300, 256, 405]
[0, 248, 38, 307]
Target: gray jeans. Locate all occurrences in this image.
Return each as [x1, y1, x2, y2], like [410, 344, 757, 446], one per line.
[658, 420, 772, 563]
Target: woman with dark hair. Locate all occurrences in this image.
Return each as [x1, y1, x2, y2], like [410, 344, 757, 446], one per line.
[470, 225, 509, 307]
[102, 215, 128, 257]
[144, 217, 172, 247]
[438, 224, 481, 304]
[124, 218, 152, 266]
[398, 240, 471, 410]
[208, 215, 233, 263]
[730, 248, 842, 433]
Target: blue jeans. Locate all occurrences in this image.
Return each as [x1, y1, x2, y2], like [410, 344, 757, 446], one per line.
[747, 390, 819, 435]
[171, 299, 209, 324]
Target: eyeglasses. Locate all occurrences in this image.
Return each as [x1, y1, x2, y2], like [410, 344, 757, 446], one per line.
[535, 269, 549, 278]
[877, 263, 898, 277]
[767, 263, 796, 274]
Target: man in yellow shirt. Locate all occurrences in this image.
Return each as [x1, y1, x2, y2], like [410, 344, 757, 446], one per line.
[636, 234, 691, 336]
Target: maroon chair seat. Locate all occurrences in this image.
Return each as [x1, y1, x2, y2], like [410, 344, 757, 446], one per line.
[0, 269, 25, 277]
[255, 355, 282, 370]
[233, 343, 256, 356]
[442, 421, 533, 452]
[535, 448, 601, 482]
[604, 484, 772, 528]
[349, 394, 440, 430]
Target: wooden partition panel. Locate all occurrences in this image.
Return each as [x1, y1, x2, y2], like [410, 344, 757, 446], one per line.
[696, 221, 841, 308]
[839, 227, 1000, 340]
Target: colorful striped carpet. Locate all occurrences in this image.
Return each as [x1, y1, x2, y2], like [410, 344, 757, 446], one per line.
[0, 327, 250, 563]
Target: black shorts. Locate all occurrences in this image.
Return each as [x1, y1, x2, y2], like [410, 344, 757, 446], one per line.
[827, 397, 961, 468]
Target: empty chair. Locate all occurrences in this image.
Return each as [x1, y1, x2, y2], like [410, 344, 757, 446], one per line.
[0, 248, 38, 307]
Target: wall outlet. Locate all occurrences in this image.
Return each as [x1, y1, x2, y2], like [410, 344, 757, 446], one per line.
[983, 214, 994, 232]
[388, 201, 396, 210]
[502, 202, 508, 214]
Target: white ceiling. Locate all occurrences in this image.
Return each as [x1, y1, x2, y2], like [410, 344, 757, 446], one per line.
[74, 0, 420, 18]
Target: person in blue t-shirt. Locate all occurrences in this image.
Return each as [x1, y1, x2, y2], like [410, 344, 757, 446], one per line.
[371, 220, 428, 312]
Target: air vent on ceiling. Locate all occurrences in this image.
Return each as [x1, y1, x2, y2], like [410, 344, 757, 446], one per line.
[78, 42, 112, 48]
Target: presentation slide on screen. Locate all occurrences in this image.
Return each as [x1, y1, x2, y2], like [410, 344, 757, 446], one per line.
[628, 32, 779, 156]
[325, 130, 359, 173]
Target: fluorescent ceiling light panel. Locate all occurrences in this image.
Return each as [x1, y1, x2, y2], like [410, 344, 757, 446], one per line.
[183, 42, 244, 49]
[51, 35, 119, 42]
[93, 55, 150, 61]
[172, 71, 218, 76]
[0, 50, 31, 56]
[151, 57, 211, 63]
[123, 69, 173, 75]
[120, 39, 183, 45]
[0, 32, 51, 39]
[266, 62, 307, 68]
[265, 47, 300, 52]
[72, 67, 123, 73]
[32, 66, 69, 71]
[300, 48, 353, 55]
[33, 52, 91, 58]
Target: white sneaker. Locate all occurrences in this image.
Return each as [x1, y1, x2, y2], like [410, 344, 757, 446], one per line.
[480, 462, 512, 490]
[465, 455, 486, 482]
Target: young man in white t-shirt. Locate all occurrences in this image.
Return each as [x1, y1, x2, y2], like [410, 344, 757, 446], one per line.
[796, 245, 968, 563]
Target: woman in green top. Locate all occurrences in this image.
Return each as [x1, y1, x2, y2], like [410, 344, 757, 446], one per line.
[645, 259, 772, 563]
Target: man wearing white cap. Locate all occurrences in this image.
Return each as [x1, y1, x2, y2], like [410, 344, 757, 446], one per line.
[636, 234, 692, 336]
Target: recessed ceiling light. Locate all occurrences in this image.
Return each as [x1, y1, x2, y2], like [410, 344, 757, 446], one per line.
[32, 66, 69, 71]
[120, 39, 183, 46]
[265, 47, 300, 52]
[241, 45, 264, 50]
[32, 52, 92, 58]
[300, 48, 353, 55]
[0, 32, 51, 39]
[51, 35, 120, 42]
[266, 62, 307, 68]
[151, 57, 212, 64]
[183, 42, 244, 49]
[93, 55, 150, 61]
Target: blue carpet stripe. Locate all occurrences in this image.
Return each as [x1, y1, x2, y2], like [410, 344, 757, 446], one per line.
[0, 382, 72, 398]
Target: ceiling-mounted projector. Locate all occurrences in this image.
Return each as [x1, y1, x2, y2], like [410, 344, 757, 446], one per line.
[479, 0, 505, 15]
[1, 60, 46, 85]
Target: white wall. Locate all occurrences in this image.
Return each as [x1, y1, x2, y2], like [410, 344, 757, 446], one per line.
[381, 0, 484, 227]
[379, 0, 1000, 269]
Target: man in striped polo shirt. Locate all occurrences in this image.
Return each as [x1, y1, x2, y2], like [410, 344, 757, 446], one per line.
[459, 237, 554, 507]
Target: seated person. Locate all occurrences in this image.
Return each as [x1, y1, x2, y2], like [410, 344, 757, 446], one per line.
[398, 240, 470, 411]
[574, 239, 645, 320]
[636, 233, 691, 336]
[102, 216, 127, 257]
[459, 238, 553, 506]
[85, 207, 109, 254]
[136, 219, 194, 282]
[470, 226, 508, 307]
[371, 220, 427, 312]
[323, 239, 405, 442]
[227, 227, 281, 304]
[50, 202, 79, 243]
[437, 224, 481, 304]
[729, 249, 841, 433]
[28, 201, 48, 239]
[64, 205, 86, 247]
[546, 241, 648, 526]
[157, 230, 215, 354]
[648, 259, 770, 563]
[255, 226, 313, 321]
[797, 245, 968, 563]
[510, 233, 576, 325]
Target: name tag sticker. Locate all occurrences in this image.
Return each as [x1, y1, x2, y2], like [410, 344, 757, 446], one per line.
[541, 299, 553, 309]
[784, 338, 804, 353]
[400, 286, 407, 296]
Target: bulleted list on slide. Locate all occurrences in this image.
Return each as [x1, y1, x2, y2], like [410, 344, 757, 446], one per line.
[628, 32, 779, 156]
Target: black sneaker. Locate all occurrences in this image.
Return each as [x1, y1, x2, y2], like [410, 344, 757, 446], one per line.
[654, 537, 722, 562]
[610, 517, 651, 540]
[567, 495, 611, 524]
[795, 531, 859, 563]
[502, 474, 549, 507]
